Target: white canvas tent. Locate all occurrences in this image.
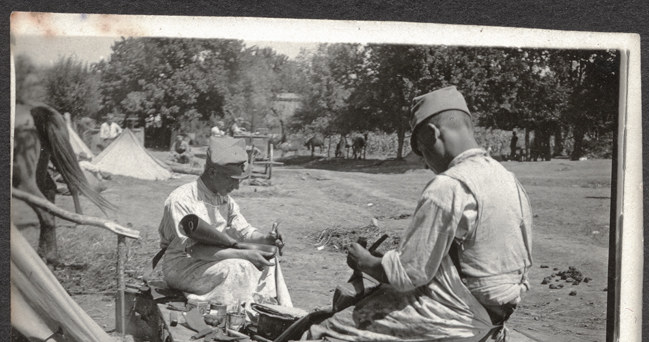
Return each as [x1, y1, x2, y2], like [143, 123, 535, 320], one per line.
[93, 128, 172, 181]
[11, 224, 114, 341]
[67, 122, 95, 159]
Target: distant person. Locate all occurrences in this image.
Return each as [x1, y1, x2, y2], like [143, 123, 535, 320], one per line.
[145, 114, 155, 128]
[171, 133, 193, 164]
[211, 121, 226, 137]
[99, 114, 123, 148]
[63, 112, 73, 127]
[230, 118, 247, 136]
[154, 114, 163, 128]
[510, 131, 519, 160]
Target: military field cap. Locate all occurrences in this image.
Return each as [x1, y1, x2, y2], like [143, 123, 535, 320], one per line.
[206, 136, 248, 178]
[409, 86, 471, 155]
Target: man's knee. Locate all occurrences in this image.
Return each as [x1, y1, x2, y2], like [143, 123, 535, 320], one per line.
[217, 258, 257, 274]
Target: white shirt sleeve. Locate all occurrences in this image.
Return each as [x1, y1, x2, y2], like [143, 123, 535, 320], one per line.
[382, 176, 477, 292]
[159, 196, 196, 252]
[224, 196, 257, 240]
[113, 123, 123, 136]
[99, 123, 110, 139]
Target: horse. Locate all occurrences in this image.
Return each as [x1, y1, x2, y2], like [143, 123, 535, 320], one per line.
[304, 135, 325, 157]
[278, 141, 299, 157]
[351, 133, 368, 160]
[13, 104, 115, 265]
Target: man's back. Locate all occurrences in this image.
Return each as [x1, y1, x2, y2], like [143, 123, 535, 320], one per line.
[444, 152, 532, 279]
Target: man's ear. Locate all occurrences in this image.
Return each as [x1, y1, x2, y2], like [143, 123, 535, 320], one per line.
[426, 122, 441, 142]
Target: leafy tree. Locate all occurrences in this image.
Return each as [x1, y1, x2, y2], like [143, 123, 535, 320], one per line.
[96, 37, 243, 131]
[290, 44, 360, 137]
[231, 47, 296, 133]
[14, 54, 47, 104]
[550, 50, 619, 159]
[43, 56, 102, 119]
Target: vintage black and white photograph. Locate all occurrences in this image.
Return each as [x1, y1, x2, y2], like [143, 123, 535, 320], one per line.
[9, 13, 642, 342]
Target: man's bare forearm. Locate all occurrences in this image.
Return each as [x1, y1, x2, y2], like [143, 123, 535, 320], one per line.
[359, 255, 389, 284]
[245, 230, 275, 245]
[187, 243, 242, 262]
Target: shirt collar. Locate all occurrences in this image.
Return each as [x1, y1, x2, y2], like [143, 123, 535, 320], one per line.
[448, 148, 487, 168]
[197, 178, 228, 205]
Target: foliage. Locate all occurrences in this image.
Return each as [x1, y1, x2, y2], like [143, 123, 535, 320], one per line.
[25, 37, 617, 159]
[95, 38, 303, 140]
[96, 37, 243, 129]
[289, 44, 361, 136]
[14, 54, 47, 104]
[549, 50, 619, 159]
[42, 56, 102, 119]
[290, 45, 618, 160]
[232, 47, 300, 133]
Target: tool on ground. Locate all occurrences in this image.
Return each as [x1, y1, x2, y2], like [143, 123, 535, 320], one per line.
[191, 327, 215, 339]
[169, 312, 179, 327]
[251, 303, 307, 340]
[185, 307, 211, 332]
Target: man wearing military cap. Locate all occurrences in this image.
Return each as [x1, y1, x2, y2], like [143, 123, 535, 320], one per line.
[309, 86, 533, 341]
[155, 136, 288, 313]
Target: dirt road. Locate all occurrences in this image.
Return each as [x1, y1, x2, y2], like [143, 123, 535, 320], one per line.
[12, 158, 612, 341]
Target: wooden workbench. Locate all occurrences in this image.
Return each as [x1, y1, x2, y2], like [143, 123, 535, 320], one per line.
[233, 134, 283, 180]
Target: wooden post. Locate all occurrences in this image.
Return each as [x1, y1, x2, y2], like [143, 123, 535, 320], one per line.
[268, 143, 274, 180]
[265, 140, 271, 175]
[327, 136, 331, 158]
[116, 235, 127, 338]
[248, 137, 254, 180]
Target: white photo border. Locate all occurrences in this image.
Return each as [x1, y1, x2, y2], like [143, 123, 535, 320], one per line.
[10, 12, 643, 341]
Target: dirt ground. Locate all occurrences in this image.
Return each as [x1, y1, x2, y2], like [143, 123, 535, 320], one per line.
[12, 154, 612, 341]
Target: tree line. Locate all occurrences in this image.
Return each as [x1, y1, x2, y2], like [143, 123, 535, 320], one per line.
[15, 38, 619, 160]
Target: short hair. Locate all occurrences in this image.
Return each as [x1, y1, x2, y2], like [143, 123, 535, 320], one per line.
[425, 110, 473, 131]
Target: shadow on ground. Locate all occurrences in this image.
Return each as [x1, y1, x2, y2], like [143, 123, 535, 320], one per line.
[277, 155, 426, 174]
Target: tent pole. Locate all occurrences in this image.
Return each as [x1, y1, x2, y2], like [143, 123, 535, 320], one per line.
[117, 235, 127, 338]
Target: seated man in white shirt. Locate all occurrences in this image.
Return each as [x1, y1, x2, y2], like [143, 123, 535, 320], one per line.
[170, 134, 193, 164]
[155, 136, 289, 314]
[305, 86, 533, 342]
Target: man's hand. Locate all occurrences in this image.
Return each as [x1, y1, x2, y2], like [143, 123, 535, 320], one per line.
[268, 222, 284, 254]
[346, 243, 376, 271]
[346, 242, 388, 283]
[239, 249, 275, 270]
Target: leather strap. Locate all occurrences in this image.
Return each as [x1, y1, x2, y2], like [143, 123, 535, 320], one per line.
[151, 247, 167, 270]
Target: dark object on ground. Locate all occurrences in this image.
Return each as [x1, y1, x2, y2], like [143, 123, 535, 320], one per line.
[569, 291, 577, 296]
[557, 266, 584, 282]
[540, 265, 549, 268]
